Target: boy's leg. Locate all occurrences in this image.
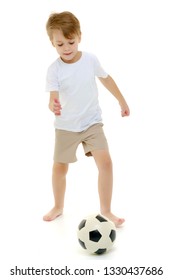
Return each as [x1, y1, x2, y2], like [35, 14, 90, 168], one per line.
[91, 149, 125, 227]
[43, 162, 68, 221]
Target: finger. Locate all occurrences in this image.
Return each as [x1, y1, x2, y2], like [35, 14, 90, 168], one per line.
[54, 99, 62, 108]
[54, 98, 61, 105]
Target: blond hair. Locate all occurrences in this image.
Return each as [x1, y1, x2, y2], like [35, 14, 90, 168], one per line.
[46, 11, 81, 41]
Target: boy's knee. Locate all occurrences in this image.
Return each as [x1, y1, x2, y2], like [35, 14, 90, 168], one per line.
[98, 155, 112, 171]
[52, 162, 68, 176]
[102, 157, 112, 170]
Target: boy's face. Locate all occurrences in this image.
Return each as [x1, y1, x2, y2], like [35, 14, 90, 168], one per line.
[52, 30, 81, 63]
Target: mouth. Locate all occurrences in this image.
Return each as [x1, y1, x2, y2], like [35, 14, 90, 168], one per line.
[63, 52, 72, 56]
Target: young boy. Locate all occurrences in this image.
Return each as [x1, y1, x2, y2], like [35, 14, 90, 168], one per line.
[43, 11, 130, 226]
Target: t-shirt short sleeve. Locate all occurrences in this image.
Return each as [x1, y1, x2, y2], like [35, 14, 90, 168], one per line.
[45, 61, 60, 92]
[92, 54, 108, 78]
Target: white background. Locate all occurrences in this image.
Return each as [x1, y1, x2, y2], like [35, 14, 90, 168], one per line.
[0, 0, 172, 278]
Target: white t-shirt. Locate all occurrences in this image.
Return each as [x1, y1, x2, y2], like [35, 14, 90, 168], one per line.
[46, 52, 108, 132]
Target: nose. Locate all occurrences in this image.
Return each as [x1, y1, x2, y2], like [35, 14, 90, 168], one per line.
[64, 43, 70, 52]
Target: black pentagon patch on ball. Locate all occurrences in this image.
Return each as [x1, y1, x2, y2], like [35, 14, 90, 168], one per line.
[109, 229, 116, 242]
[95, 248, 107, 254]
[78, 219, 86, 230]
[89, 230, 102, 242]
[96, 214, 108, 222]
[78, 239, 86, 249]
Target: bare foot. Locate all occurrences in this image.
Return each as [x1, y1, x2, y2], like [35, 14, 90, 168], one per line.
[43, 207, 63, 221]
[101, 212, 125, 227]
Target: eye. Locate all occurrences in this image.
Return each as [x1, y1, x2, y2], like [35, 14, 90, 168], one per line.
[57, 43, 63, 47]
[69, 41, 75, 45]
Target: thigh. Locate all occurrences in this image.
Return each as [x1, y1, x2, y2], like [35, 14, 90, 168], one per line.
[54, 129, 80, 163]
[82, 123, 109, 157]
[91, 149, 112, 170]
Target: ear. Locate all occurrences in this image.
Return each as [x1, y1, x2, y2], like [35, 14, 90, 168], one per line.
[51, 40, 55, 47]
[78, 33, 82, 43]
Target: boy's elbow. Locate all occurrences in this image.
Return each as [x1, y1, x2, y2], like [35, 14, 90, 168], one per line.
[99, 75, 111, 86]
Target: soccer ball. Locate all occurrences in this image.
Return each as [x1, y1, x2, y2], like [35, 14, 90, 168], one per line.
[77, 214, 116, 254]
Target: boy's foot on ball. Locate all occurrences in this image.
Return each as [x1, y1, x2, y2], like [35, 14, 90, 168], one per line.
[101, 212, 125, 227]
[43, 207, 63, 221]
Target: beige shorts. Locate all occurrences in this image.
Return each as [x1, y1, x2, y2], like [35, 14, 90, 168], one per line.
[53, 123, 109, 163]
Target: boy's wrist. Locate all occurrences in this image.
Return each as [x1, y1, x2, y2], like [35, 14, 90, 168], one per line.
[118, 98, 127, 107]
[49, 102, 54, 112]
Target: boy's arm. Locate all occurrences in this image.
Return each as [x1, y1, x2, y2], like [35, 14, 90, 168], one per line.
[99, 75, 130, 117]
[49, 91, 62, 115]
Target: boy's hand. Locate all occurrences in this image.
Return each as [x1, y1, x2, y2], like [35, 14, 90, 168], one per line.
[53, 98, 62, 115]
[120, 103, 130, 117]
